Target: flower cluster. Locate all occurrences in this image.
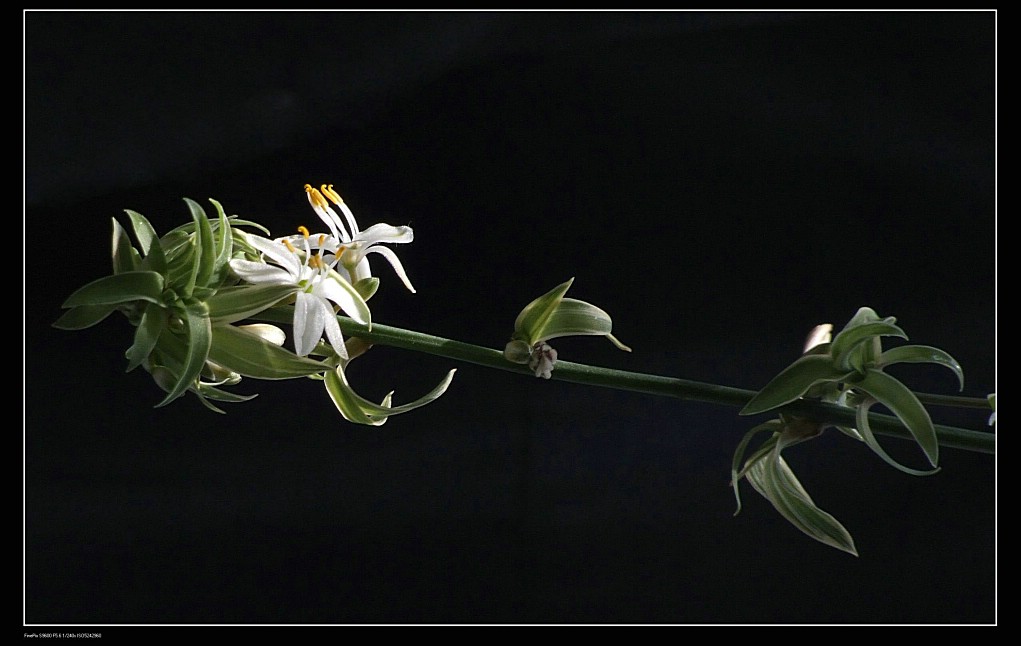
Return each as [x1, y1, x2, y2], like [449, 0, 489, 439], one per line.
[56, 184, 453, 424]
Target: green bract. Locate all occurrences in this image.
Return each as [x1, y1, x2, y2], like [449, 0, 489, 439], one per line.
[503, 278, 631, 378]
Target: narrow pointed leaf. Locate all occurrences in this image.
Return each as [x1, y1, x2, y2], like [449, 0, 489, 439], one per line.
[324, 366, 386, 426]
[855, 397, 940, 476]
[123, 210, 158, 255]
[125, 301, 166, 372]
[834, 425, 864, 442]
[831, 321, 907, 371]
[878, 345, 964, 391]
[605, 333, 632, 352]
[156, 305, 211, 407]
[209, 198, 234, 276]
[194, 382, 258, 404]
[747, 454, 858, 556]
[111, 217, 138, 274]
[854, 368, 939, 467]
[740, 354, 853, 416]
[159, 229, 192, 260]
[840, 307, 883, 331]
[324, 366, 456, 425]
[207, 324, 329, 379]
[62, 271, 165, 308]
[185, 198, 217, 291]
[53, 304, 117, 330]
[207, 284, 298, 324]
[124, 210, 167, 274]
[538, 298, 614, 340]
[513, 278, 574, 344]
[194, 393, 228, 414]
[730, 421, 781, 515]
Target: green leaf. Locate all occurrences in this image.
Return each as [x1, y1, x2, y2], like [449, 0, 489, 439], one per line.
[125, 301, 166, 372]
[124, 210, 167, 275]
[538, 297, 614, 340]
[747, 454, 858, 556]
[512, 278, 574, 345]
[853, 368, 939, 468]
[840, 306, 883, 330]
[730, 420, 781, 515]
[323, 366, 387, 426]
[209, 198, 234, 278]
[854, 398, 940, 476]
[194, 383, 257, 403]
[185, 198, 217, 293]
[831, 321, 907, 372]
[62, 271, 166, 308]
[324, 365, 457, 426]
[52, 304, 117, 330]
[165, 243, 197, 292]
[740, 354, 853, 416]
[878, 344, 964, 391]
[834, 425, 864, 442]
[207, 324, 329, 379]
[111, 217, 138, 274]
[536, 298, 630, 352]
[155, 305, 211, 407]
[207, 284, 298, 324]
[159, 229, 192, 260]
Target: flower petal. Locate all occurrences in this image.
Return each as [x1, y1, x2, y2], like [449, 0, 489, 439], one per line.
[243, 234, 301, 277]
[315, 270, 371, 326]
[356, 223, 414, 245]
[293, 291, 326, 356]
[320, 299, 349, 361]
[228, 259, 296, 285]
[364, 245, 416, 293]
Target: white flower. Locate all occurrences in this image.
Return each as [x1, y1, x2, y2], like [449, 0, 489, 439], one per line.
[281, 183, 416, 293]
[229, 233, 370, 359]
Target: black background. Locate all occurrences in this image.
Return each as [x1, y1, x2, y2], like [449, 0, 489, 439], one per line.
[25, 11, 996, 626]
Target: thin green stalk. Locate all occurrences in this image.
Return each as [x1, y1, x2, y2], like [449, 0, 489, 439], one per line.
[315, 316, 994, 455]
[914, 392, 993, 409]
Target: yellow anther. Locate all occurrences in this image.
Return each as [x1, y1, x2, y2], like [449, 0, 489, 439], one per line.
[282, 239, 298, 253]
[322, 183, 344, 205]
[318, 234, 326, 246]
[304, 183, 329, 210]
[297, 225, 310, 239]
[335, 246, 346, 259]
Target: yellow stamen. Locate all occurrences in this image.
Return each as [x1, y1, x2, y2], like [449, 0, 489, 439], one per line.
[322, 183, 344, 205]
[335, 246, 346, 259]
[304, 183, 329, 210]
[318, 234, 326, 246]
[282, 239, 297, 253]
[297, 225, 310, 239]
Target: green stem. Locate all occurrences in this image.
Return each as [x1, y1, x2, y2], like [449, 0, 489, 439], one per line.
[315, 315, 994, 455]
[914, 392, 993, 409]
